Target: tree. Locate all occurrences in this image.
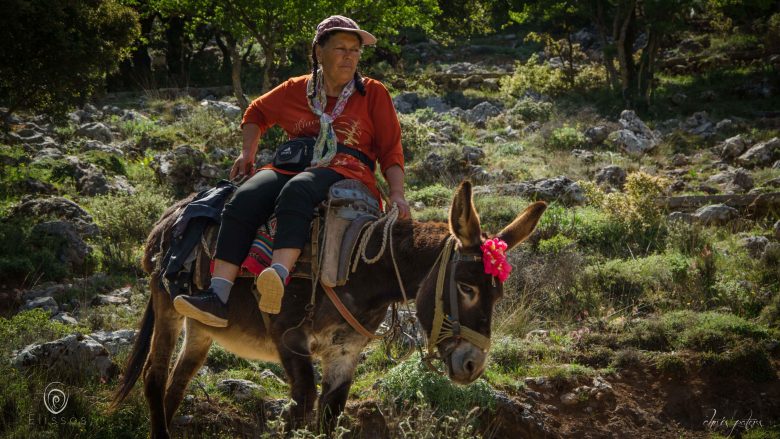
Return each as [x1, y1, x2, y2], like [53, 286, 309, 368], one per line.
[510, 0, 698, 108]
[0, 0, 140, 121]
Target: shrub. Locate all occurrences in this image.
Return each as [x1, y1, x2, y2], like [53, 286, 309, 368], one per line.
[537, 234, 576, 254]
[499, 54, 605, 99]
[0, 219, 70, 283]
[0, 309, 77, 352]
[581, 252, 691, 307]
[398, 113, 432, 162]
[547, 125, 587, 150]
[379, 354, 495, 415]
[406, 184, 454, 207]
[84, 191, 172, 271]
[80, 150, 127, 176]
[510, 98, 554, 122]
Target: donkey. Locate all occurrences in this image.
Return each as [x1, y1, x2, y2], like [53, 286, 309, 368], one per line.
[111, 181, 546, 438]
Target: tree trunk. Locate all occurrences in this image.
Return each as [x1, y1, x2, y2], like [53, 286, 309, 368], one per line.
[593, 0, 620, 90]
[165, 16, 187, 87]
[225, 34, 248, 110]
[214, 32, 233, 84]
[637, 28, 659, 107]
[261, 43, 275, 93]
[615, 0, 637, 108]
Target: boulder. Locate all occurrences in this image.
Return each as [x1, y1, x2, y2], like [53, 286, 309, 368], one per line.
[76, 122, 113, 143]
[89, 329, 137, 355]
[692, 204, 739, 226]
[715, 119, 735, 133]
[217, 379, 265, 401]
[22, 296, 59, 314]
[91, 294, 129, 306]
[742, 236, 769, 259]
[719, 135, 749, 161]
[737, 137, 780, 168]
[474, 176, 585, 206]
[120, 110, 149, 122]
[462, 146, 485, 163]
[81, 140, 124, 156]
[76, 166, 112, 196]
[172, 103, 191, 119]
[31, 221, 92, 270]
[152, 145, 207, 194]
[618, 110, 656, 140]
[462, 102, 502, 128]
[7, 129, 54, 146]
[22, 283, 68, 302]
[595, 165, 627, 190]
[774, 220, 780, 240]
[422, 96, 450, 113]
[571, 149, 595, 163]
[392, 92, 420, 114]
[681, 111, 715, 137]
[13, 333, 117, 381]
[607, 129, 657, 155]
[584, 125, 609, 145]
[200, 100, 241, 119]
[51, 312, 79, 326]
[705, 168, 753, 194]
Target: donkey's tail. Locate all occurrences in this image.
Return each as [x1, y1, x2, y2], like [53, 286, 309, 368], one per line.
[109, 295, 155, 410]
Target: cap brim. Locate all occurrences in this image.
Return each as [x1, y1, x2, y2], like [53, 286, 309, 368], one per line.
[324, 27, 377, 46]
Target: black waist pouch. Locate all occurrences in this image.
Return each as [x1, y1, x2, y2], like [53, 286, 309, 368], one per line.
[272, 137, 375, 173]
[272, 137, 315, 173]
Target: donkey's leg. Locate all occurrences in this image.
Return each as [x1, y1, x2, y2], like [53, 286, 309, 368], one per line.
[278, 329, 317, 429]
[143, 289, 184, 439]
[317, 336, 366, 432]
[164, 321, 213, 428]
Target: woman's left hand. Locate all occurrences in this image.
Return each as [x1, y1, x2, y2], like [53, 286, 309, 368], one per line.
[390, 192, 411, 219]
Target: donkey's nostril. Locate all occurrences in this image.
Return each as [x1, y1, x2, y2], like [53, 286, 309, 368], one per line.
[464, 359, 475, 375]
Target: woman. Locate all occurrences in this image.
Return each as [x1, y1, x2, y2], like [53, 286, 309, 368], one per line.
[173, 15, 410, 327]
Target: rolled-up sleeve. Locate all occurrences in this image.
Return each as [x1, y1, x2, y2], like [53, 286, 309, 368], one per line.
[370, 82, 404, 177]
[240, 79, 291, 132]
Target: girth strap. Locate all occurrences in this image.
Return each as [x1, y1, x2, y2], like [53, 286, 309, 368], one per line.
[322, 283, 380, 339]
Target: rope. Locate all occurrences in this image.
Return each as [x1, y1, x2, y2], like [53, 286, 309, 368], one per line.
[352, 204, 400, 270]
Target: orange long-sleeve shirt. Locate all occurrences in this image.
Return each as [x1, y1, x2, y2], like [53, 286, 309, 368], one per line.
[241, 75, 404, 201]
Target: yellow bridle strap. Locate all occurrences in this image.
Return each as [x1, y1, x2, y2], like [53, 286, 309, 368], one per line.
[427, 236, 492, 358]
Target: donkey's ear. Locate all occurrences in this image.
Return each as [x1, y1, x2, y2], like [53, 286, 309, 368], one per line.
[449, 180, 482, 248]
[497, 201, 547, 250]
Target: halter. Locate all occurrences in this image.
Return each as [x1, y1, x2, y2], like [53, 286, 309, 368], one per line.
[423, 236, 491, 372]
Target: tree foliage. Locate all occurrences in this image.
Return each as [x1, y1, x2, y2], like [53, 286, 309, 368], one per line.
[0, 0, 140, 119]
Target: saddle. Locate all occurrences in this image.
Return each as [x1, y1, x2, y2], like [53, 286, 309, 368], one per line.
[189, 179, 381, 292]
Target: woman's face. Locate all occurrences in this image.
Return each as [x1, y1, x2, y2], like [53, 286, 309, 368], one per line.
[316, 32, 362, 88]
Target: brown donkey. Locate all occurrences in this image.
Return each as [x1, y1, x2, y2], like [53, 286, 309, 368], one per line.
[111, 181, 546, 438]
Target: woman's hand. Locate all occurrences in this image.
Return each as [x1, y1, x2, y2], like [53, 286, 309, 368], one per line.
[390, 192, 411, 219]
[230, 153, 255, 180]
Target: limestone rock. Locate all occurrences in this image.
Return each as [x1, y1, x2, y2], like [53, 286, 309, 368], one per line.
[584, 125, 609, 145]
[76, 122, 113, 143]
[31, 221, 92, 271]
[23, 296, 59, 314]
[13, 333, 117, 381]
[693, 204, 739, 226]
[474, 176, 585, 206]
[719, 135, 749, 161]
[742, 236, 769, 259]
[89, 329, 137, 355]
[91, 294, 129, 306]
[595, 165, 627, 190]
[462, 102, 502, 128]
[217, 379, 265, 401]
[200, 100, 241, 119]
[737, 137, 780, 168]
[51, 312, 79, 326]
[681, 111, 715, 137]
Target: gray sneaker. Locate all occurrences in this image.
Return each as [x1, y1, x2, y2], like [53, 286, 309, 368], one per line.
[173, 289, 228, 327]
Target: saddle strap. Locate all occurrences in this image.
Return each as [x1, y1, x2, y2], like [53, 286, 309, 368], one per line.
[322, 283, 379, 339]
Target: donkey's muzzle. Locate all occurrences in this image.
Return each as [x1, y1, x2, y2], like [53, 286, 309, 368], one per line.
[448, 342, 486, 384]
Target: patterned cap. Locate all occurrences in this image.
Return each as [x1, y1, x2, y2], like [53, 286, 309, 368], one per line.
[314, 15, 377, 46]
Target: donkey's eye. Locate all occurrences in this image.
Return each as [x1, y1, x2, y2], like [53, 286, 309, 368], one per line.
[457, 283, 478, 301]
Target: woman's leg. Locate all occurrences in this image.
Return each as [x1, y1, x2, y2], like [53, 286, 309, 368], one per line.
[174, 169, 291, 326]
[257, 168, 344, 313]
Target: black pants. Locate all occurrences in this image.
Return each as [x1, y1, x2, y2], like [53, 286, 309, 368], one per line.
[214, 168, 344, 265]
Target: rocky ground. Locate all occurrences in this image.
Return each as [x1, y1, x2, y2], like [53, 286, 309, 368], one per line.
[1, 27, 780, 439]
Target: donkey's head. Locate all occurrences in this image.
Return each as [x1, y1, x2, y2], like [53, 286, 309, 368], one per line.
[416, 181, 547, 384]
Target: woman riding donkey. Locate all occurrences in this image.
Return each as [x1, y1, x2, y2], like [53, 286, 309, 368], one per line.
[173, 15, 411, 326]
